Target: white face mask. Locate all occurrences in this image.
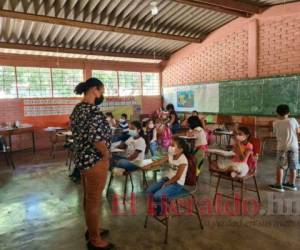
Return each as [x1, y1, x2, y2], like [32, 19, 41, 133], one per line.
[129, 129, 138, 137]
[106, 117, 111, 122]
[168, 146, 175, 155]
[119, 118, 125, 123]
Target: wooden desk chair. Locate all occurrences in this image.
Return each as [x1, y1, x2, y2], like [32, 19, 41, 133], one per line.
[64, 138, 74, 170]
[106, 157, 168, 204]
[0, 136, 15, 169]
[50, 130, 68, 158]
[144, 150, 205, 244]
[259, 121, 276, 155]
[209, 138, 262, 215]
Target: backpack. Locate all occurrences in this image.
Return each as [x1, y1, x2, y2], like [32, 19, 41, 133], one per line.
[185, 149, 205, 186]
[161, 126, 172, 149]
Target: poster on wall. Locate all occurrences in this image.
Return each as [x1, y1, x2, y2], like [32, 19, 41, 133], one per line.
[163, 83, 219, 113]
[177, 90, 194, 108]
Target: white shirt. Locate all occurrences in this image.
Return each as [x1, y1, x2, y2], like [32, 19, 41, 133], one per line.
[273, 118, 299, 151]
[125, 137, 146, 161]
[194, 127, 207, 147]
[166, 154, 188, 186]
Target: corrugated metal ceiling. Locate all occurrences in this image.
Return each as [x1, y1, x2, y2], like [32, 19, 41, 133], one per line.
[0, 0, 297, 61]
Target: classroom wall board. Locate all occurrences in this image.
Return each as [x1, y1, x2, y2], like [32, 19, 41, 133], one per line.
[163, 83, 219, 113]
[163, 75, 300, 116]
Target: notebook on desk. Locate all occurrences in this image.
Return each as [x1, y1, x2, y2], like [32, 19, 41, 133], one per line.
[207, 149, 235, 157]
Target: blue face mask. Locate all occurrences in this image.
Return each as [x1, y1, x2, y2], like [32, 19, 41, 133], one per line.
[129, 129, 138, 137]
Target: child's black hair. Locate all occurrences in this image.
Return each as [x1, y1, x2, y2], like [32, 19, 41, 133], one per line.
[121, 113, 128, 120]
[166, 103, 175, 111]
[192, 110, 199, 116]
[276, 104, 290, 116]
[238, 126, 251, 142]
[105, 112, 113, 118]
[173, 137, 189, 157]
[187, 115, 203, 129]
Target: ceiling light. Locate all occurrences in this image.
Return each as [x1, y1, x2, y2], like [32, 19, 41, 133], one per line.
[150, 1, 159, 16]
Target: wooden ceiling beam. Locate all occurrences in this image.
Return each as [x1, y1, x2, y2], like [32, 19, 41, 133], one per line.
[173, 0, 264, 17]
[0, 9, 200, 43]
[0, 42, 167, 60]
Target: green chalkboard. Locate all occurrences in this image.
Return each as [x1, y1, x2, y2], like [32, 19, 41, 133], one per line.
[219, 75, 300, 116]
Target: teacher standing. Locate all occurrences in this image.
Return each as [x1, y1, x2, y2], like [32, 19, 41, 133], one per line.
[70, 78, 114, 250]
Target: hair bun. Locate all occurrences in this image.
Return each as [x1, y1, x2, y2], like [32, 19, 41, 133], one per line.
[74, 82, 88, 95]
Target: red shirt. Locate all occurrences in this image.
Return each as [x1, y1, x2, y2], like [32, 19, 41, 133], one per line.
[232, 142, 253, 163]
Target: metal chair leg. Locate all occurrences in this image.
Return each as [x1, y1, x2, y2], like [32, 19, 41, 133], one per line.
[191, 194, 204, 229]
[144, 215, 149, 229]
[123, 173, 128, 204]
[142, 171, 149, 187]
[253, 176, 261, 203]
[164, 216, 169, 244]
[106, 172, 114, 197]
[213, 176, 221, 206]
[4, 153, 10, 167]
[8, 152, 15, 170]
[68, 151, 73, 171]
[65, 150, 70, 166]
[129, 173, 134, 191]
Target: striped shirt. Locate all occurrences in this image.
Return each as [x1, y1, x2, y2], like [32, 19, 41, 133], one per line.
[119, 120, 129, 133]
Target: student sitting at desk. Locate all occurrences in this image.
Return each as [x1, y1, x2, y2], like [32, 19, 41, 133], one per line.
[186, 115, 208, 151]
[105, 112, 117, 128]
[111, 121, 146, 175]
[146, 119, 158, 157]
[166, 103, 180, 134]
[146, 137, 189, 216]
[217, 127, 253, 178]
[182, 110, 207, 129]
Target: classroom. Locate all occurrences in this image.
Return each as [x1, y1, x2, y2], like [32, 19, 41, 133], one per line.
[0, 1, 299, 250]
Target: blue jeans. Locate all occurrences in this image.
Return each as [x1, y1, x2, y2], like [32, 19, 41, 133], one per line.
[111, 155, 139, 172]
[149, 141, 158, 157]
[146, 177, 184, 215]
[171, 123, 180, 134]
[111, 133, 131, 143]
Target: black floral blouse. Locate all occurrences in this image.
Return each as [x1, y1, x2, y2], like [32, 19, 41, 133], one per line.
[70, 102, 111, 171]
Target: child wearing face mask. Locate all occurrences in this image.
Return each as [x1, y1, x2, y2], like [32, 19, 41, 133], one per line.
[146, 119, 158, 157]
[105, 112, 117, 128]
[146, 137, 189, 216]
[111, 121, 147, 174]
[217, 127, 253, 178]
[118, 113, 130, 142]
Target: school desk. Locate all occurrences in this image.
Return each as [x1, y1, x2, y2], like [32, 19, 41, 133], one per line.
[0, 126, 35, 153]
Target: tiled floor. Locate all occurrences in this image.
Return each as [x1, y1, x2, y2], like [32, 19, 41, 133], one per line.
[0, 149, 300, 250]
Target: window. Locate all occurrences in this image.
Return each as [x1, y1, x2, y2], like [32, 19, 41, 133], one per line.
[52, 68, 83, 97]
[92, 70, 118, 96]
[16, 67, 52, 98]
[0, 66, 17, 98]
[142, 72, 160, 96]
[118, 71, 141, 96]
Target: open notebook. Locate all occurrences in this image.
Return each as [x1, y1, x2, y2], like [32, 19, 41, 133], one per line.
[207, 149, 235, 157]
